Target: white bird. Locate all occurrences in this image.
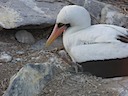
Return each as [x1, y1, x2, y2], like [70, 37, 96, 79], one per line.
[46, 5, 128, 77]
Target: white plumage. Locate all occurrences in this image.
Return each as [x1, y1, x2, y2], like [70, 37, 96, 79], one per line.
[47, 5, 128, 64]
[63, 24, 128, 63]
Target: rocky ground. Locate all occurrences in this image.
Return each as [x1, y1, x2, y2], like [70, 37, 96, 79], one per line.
[1, 28, 128, 96]
[0, 29, 45, 95]
[99, 0, 128, 14]
[0, 0, 128, 96]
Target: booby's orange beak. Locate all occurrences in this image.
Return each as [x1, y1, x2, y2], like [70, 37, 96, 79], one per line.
[46, 24, 67, 47]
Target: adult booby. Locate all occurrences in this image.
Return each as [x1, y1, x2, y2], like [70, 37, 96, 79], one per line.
[46, 5, 128, 77]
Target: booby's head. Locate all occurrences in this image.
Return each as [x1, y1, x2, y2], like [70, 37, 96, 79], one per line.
[46, 5, 91, 47]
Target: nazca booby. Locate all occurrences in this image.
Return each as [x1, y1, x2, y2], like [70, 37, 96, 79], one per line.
[46, 5, 128, 77]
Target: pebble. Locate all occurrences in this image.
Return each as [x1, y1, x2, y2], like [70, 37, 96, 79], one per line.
[15, 58, 23, 62]
[16, 51, 25, 55]
[0, 52, 12, 63]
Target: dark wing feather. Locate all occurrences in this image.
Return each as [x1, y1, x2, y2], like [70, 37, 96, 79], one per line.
[117, 30, 128, 43]
[80, 57, 128, 78]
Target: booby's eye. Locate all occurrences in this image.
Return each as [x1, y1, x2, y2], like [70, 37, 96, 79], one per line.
[65, 23, 71, 28]
[58, 23, 71, 28]
[58, 23, 65, 28]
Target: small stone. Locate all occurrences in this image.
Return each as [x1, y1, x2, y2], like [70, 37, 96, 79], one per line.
[15, 58, 23, 62]
[15, 30, 35, 44]
[16, 51, 25, 55]
[0, 52, 12, 63]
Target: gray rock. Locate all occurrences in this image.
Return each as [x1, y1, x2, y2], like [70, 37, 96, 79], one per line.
[0, 0, 9, 3]
[36, 0, 55, 3]
[3, 63, 55, 96]
[67, 0, 85, 6]
[0, 0, 127, 29]
[84, 0, 105, 24]
[4, 51, 70, 96]
[84, 0, 128, 28]
[0, 0, 68, 29]
[101, 5, 128, 28]
[15, 30, 35, 44]
[0, 52, 12, 63]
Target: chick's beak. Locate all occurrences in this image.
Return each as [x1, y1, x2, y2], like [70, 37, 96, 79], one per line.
[46, 24, 67, 47]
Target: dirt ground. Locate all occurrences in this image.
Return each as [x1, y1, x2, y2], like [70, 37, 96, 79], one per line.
[0, 28, 119, 96]
[39, 72, 119, 96]
[0, 27, 121, 96]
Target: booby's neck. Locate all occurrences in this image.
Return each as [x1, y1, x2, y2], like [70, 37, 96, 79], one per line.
[63, 22, 91, 47]
[63, 24, 91, 62]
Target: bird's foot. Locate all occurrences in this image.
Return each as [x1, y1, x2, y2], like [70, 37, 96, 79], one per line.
[68, 62, 83, 73]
